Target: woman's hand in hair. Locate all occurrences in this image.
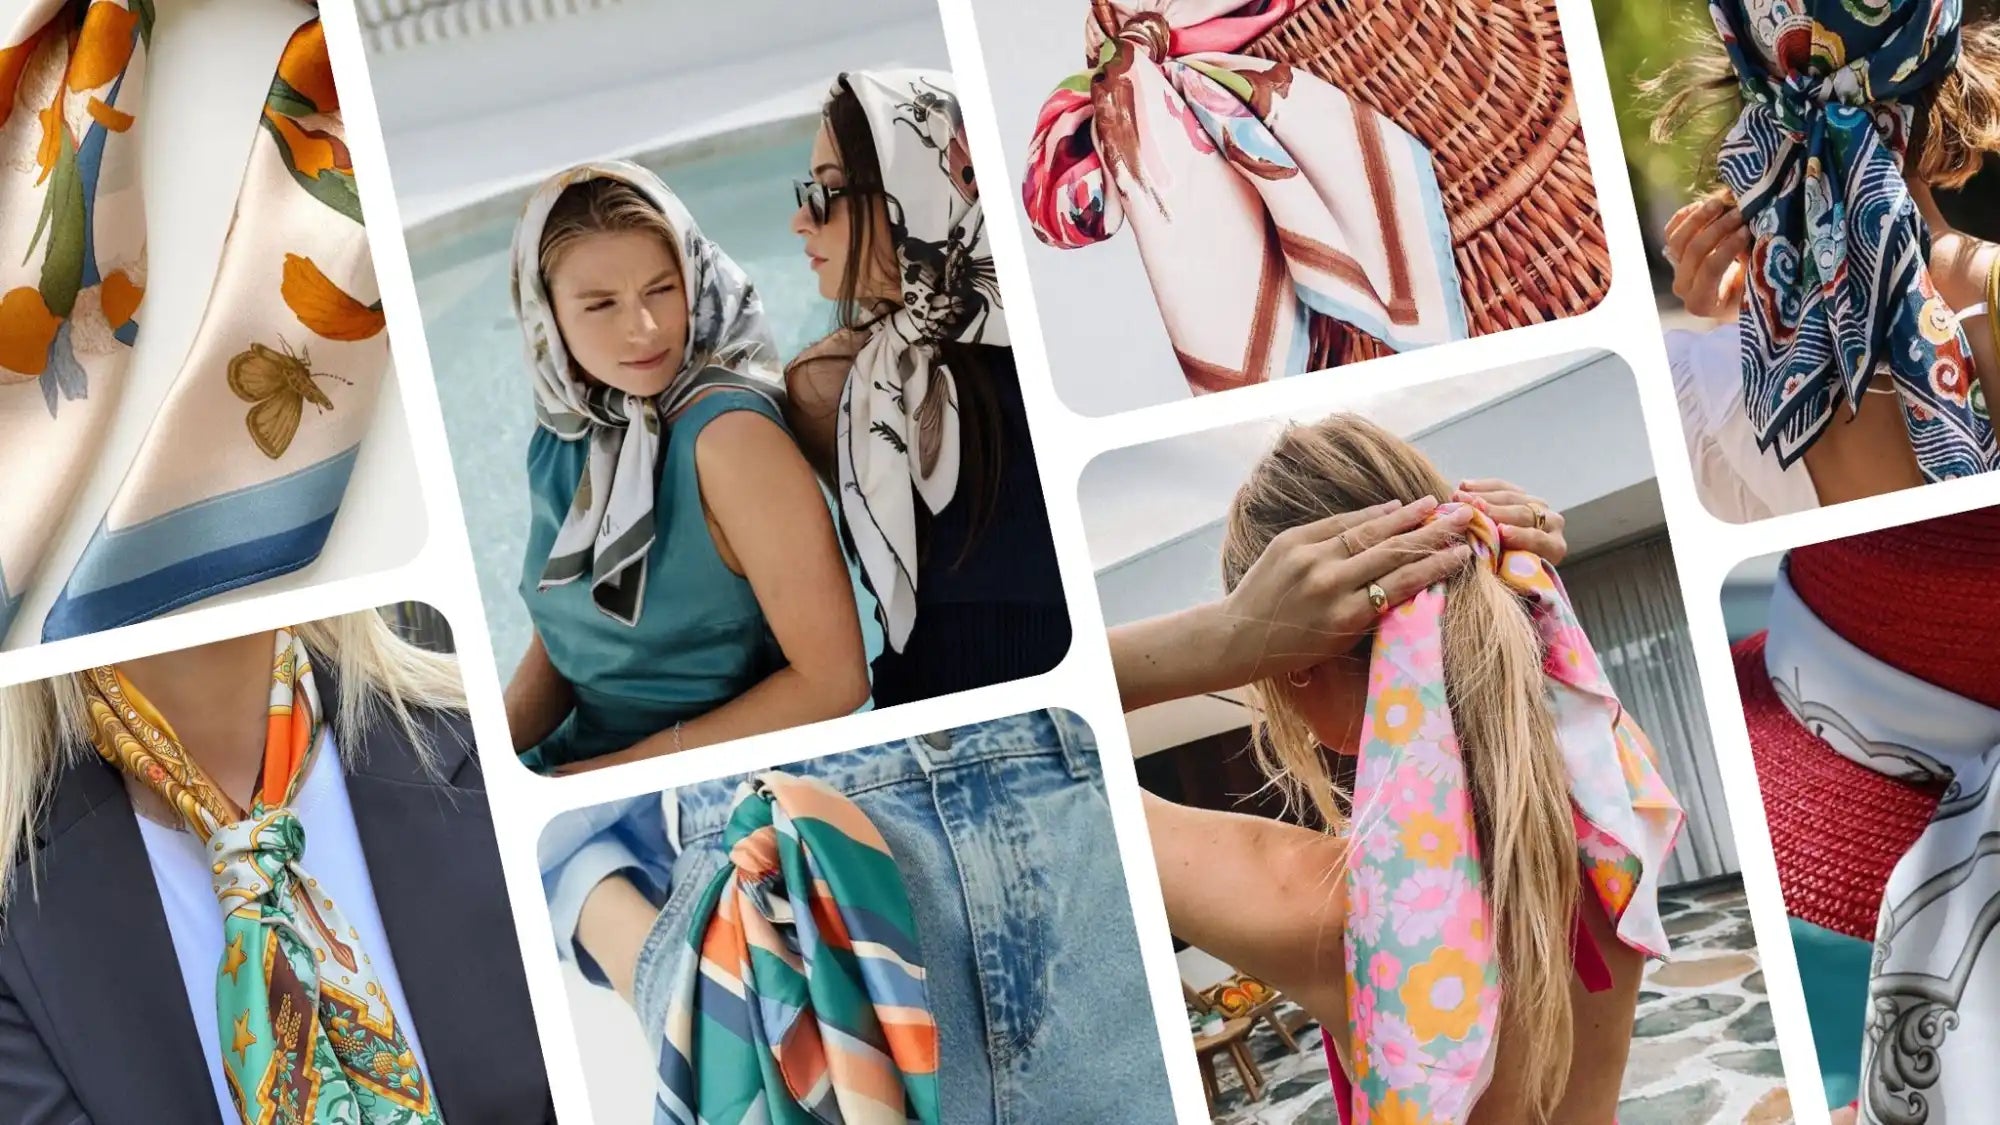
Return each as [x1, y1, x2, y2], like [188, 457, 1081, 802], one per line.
[1109, 497, 1476, 711]
[1664, 193, 1748, 320]
[1454, 479, 1568, 563]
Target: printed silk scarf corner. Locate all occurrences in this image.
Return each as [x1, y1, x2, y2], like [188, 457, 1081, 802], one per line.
[82, 629, 444, 1124]
[1711, 0, 1996, 480]
[1340, 505, 1684, 1124]
[656, 772, 940, 1125]
[1, 0, 387, 643]
[1021, 0, 1466, 395]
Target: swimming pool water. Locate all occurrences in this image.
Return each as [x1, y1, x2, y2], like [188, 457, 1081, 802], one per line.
[410, 128, 884, 673]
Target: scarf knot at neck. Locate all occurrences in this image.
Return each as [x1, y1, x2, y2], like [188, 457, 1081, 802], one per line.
[209, 809, 307, 906]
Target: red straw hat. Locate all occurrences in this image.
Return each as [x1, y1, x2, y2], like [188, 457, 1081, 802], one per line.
[1737, 506, 2000, 939]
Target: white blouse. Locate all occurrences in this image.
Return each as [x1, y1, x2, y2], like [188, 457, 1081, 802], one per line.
[1667, 322, 1819, 523]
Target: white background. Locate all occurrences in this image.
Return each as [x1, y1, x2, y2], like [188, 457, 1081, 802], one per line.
[0, 0, 421, 649]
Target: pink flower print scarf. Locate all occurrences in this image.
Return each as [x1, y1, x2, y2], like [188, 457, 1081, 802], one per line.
[1021, 0, 1466, 395]
[1340, 505, 1683, 1123]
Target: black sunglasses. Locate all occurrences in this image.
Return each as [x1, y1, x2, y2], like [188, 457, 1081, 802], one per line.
[794, 179, 851, 226]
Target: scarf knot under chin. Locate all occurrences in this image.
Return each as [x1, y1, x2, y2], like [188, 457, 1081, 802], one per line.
[210, 809, 307, 904]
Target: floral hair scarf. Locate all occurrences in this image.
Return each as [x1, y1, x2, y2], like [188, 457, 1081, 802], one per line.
[82, 629, 443, 1124]
[1021, 0, 1465, 395]
[1711, 0, 1995, 479]
[832, 70, 1007, 654]
[1342, 505, 1683, 1123]
[509, 160, 784, 626]
[6, 2, 394, 642]
[656, 772, 940, 1125]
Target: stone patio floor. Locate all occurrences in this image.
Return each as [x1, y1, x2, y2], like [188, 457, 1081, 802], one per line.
[1206, 877, 1790, 1124]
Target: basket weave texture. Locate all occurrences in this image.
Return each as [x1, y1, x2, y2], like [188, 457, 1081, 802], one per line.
[1242, 0, 1611, 366]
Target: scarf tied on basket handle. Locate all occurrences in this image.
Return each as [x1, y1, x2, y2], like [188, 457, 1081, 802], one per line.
[1339, 504, 1684, 1124]
[1021, 0, 1466, 394]
[656, 772, 941, 1125]
[1710, 0, 1995, 480]
[81, 629, 444, 1124]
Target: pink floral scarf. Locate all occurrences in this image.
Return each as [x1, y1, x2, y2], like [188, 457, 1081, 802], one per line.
[1338, 506, 1683, 1122]
[1021, 0, 1465, 395]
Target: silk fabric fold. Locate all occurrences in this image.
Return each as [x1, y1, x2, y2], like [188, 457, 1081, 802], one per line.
[1341, 505, 1683, 1123]
[82, 629, 444, 1124]
[1021, 0, 1465, 394]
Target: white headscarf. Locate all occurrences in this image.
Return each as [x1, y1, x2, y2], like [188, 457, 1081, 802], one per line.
[511, 161, 784, 625]
[832, 70, 1008, 652]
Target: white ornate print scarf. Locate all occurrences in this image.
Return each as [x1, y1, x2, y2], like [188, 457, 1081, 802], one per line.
[3, 1, 391, 643]
[832, 69, 1008, 654]
[1762, 568, 2000, 1123]
[510, 160, 784, 626]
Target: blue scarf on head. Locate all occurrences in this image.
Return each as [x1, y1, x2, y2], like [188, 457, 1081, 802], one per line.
[1711, 0, 1994, 480]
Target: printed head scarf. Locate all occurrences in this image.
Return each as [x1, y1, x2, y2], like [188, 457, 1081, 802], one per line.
[1340, 505, 1683, 1123]
[1021, 0, 1465, 393]
[656, 772, 940, 1125]
[82, 629, 443, 1124]
[509, 160, 784, 626]
[1710, 0, 1995, 479]
[830, 69, 1007, 654]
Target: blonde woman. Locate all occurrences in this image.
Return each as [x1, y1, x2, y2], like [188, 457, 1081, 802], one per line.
[0, 614, 550, 1123]
[1112, 416, 1683, 1124]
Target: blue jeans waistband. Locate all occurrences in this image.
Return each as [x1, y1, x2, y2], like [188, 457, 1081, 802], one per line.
[676, 708, 1097, 845]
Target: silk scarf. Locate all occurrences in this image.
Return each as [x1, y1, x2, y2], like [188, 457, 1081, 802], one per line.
[832, 70, 1007, 654]
[656, 772, 940, 1125]
[1021, 0, 1465, 395]
[1762, 568, 2000, 1124]
[1711, 0, 1995, 479]
[1342, 505, 1683, 1123]
[510, 160, 784, 626]
[82, 628, 442, 1124]
[3, 1, 390, 643]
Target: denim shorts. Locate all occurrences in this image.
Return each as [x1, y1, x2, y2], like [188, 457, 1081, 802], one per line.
[627, 709, 1175, 1125]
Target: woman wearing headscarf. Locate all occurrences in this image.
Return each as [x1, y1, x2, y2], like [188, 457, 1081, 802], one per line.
[1655, 0, 2000, 519]
[503, 163, 869, 774]
[782, 70, 1070, 707]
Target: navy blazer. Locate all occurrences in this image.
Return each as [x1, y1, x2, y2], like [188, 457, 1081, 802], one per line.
[0, 664, 554, 1123]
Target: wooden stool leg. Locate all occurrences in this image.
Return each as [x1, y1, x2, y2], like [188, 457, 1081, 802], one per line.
[1262, 1010, 1302, 1054]
[1199, 1050, 1220, 1115]
[1228, 1039, 1265, 1102]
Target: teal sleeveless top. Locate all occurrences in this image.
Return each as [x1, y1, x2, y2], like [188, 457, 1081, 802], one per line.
[519, 390, 785, 770]
[1790, 915, 1870, 1109]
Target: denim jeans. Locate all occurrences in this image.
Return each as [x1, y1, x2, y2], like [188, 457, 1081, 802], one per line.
[542, 709, 1174, 1125]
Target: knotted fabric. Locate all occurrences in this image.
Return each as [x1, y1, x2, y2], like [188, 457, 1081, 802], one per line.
[1762, 568, 2000, 1123]
[831, 70, 1007, 653]
[1341, 504, 1683, 1123]
[82, 629, 443, 1124]
[1021, 0, 1464, 394]
[509, 160, 783, 626]
[656, 772, 940, 1125]
[1, 1, 393, 641]
[1710, 0, 1994, 478]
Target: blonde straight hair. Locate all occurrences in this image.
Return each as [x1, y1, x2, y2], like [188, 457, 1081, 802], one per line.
[0, 612, 466, 908]
[1221, 415, 1580, 1123]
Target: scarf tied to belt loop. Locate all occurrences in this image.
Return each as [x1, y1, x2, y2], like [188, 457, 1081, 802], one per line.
[1711, 0, 1995, 479]
[1020, 0, 1466, 394]
[1340, 504, 1684, 1124]
[656, 772, 940, 1125]
[81, 628, 445, 1124]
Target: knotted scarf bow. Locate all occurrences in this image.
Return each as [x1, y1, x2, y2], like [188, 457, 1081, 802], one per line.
[1711, 0, 1995, 478]
[831, 70, 1007, 654]
[2, 0, 388, 644]
[1341, 505, 1683, 1123]
[656, 772, 940, 1125]
[509, 160, 784, 626]
[1021, 0, 1465, 394]
[82, 629, 443, 1124]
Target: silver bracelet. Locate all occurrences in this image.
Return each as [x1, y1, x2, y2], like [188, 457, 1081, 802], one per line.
[670, 721, 685, 754]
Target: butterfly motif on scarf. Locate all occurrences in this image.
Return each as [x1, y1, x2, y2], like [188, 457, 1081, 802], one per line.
[227, 338, 351, 459]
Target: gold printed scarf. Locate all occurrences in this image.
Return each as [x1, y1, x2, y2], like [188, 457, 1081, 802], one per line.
[84, 629, 444, 1124]
[0, 1, 387, 644]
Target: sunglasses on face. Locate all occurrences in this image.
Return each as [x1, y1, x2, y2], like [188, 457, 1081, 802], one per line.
[794, 179, 851, 226]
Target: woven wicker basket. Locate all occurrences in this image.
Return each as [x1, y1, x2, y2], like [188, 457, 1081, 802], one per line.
[1241, 0, 1611, 367]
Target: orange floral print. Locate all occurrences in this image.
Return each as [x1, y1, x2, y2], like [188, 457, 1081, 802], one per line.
[85, 95, 132, 131]
[281, 254, 384, 341]
[275, 22, 338, 113]
[66, 1, 137, 91]
[0, 287, 60, 378]
[100, 268, 143, 328]
[1400, 947, 1484, 1042]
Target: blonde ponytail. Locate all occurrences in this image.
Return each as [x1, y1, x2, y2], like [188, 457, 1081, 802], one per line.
[1221, 413, 1580, 1120]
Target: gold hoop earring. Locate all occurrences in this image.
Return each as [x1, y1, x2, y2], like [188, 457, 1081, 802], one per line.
[1286, 668, 1311, 689]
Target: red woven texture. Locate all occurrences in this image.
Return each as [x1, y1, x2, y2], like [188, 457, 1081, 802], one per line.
[1736, 633, 1940, 940]
[1787, 507, 2000, 709]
